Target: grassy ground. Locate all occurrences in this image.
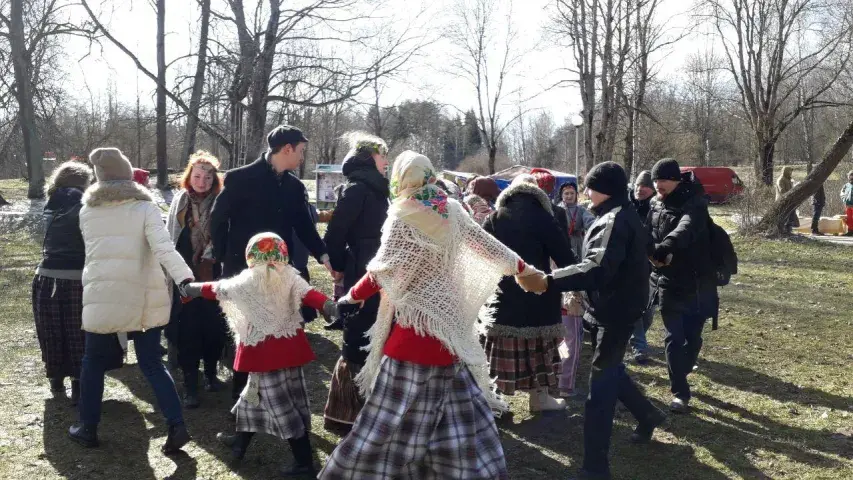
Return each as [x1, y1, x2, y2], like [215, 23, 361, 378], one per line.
[1, 180, 852, 479]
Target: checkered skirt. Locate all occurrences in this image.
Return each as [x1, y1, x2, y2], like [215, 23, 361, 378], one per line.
[232, 367, 311, 440]
[483, 335, 562, 394]
[31, 275, 85, 379]
[318, 357, 508, 480]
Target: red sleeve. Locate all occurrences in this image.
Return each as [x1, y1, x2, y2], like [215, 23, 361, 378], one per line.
[302, 289, 330, 310]
[201, 283, 217, 300]
[350, 273, 381, 301]
[517, 260, 526, 275]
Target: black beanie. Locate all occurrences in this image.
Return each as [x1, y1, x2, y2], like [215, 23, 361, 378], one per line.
[651, 158, 681, 181]
[585, 161, 628, 197]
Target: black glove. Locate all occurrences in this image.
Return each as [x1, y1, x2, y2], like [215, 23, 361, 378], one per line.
[321, 300, 339, 325]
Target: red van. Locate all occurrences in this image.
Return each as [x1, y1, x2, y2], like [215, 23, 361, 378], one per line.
[680, 167, 744, 204]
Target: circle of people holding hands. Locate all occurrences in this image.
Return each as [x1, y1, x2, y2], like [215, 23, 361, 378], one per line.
[32, 123, 721, 480]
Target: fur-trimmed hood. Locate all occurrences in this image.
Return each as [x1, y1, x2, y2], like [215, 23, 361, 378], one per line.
[495, 181, 553, 215]
[83, 180, 154, 207]
[46, 162, 93, 197]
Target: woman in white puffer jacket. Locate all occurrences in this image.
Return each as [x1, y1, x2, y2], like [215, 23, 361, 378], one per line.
[69, 147, 195, 456]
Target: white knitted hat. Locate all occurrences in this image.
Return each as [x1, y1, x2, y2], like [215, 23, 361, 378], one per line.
[89, 148, 133, 182]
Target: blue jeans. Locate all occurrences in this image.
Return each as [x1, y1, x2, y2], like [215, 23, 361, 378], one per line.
[583, 323, 658, 476]
[629, 304, 656, 354]
[78, 328, 183, 427]
[661, 291, 712, 402]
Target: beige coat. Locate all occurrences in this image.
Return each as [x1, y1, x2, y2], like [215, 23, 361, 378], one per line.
[79, 181, 193, 333]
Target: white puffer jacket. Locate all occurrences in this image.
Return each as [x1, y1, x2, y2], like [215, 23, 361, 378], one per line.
[79, 181, 193, 333]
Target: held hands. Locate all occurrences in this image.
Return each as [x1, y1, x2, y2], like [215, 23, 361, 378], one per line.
[179, 281, 202, 304]
[515, 265, 548, 295]
[338, 292, 365, 309]
[321, 300, 339, 324]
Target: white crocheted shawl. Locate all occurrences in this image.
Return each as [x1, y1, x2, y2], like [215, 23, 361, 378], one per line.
[214, 265, 312, 347]
[355, 199, 521, 412]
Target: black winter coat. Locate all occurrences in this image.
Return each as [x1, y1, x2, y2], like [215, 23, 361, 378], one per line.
[210, 156, 327, 277]
[482, 182, 575, 335]
[324, 164, 389, 365]
[39, 187, 86, 271]
[629, 187, 652, 227]
[551, 195, 650, 328]
[647, 174, 714, 304]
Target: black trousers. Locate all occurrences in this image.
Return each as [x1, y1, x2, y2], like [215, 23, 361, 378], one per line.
[177, 298, 227, 386]
[583, 322, 658, 475]
[811, 203, 824, 232]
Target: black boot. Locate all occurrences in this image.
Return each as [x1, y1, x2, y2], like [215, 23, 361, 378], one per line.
[49, 377, 65, 396]
[68, 422, 99, 448]
[282, 434, 316, 476]
[630, 408, 667, 444]
[70, 379, 80, 406]
[183, 369, 200, 409]
[217, 431, 254, 461]
[204, 368, 225, 393]
[162, 422, 191, 455]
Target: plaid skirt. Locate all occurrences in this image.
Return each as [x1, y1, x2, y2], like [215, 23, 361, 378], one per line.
[232, 367, 311, 440]
[324, 357, 365, 428]
[319, 357, 508, 480]
[31, 275, 85, 379]
[483, 334, 562, 394]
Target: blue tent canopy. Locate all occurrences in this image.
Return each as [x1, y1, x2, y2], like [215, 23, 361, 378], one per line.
[490, 166, 578, 199]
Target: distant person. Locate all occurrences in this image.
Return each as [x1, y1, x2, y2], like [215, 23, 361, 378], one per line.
[648, 158, 714, 413]
[210, 125, 332, 399]
[70, 148, 194, 453]
[556, 180, 595, 256]
[628, 170, 656, 364]
[321, 132, 390, 434]
[481, 174, 574, 413]
[841, 170, 853, 236]
[464, 176, 500, 224]
[811, 183, 826, 236]
[548, 161, 666, 479]
[776, 166, 799, 234]
[32, 161, 93, 406]
[165, 151, 228, 408]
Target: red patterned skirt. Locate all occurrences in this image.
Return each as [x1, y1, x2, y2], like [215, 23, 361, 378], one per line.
[483, 334, 562, 395]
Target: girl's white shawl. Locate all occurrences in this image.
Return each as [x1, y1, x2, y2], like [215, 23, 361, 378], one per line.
[214, 265, 312, 346]
[355, 200, 521, 412]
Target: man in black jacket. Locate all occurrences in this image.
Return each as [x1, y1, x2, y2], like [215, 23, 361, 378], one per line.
[628, 170, 655, 363]
[549, 162, 665, 480]
[647, 158, 714, 413]
[210, 125, 332, 398]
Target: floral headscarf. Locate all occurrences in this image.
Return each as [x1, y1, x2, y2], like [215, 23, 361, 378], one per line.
[388, 151, 450, 241]
[244, 232, 289, 269]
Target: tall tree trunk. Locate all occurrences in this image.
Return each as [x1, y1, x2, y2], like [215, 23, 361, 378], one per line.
[488, 145, 497, 174]
[243, 0, 281, 161]
[758, 137, 775, 186]
[155, 0, 168, 188]
[10, 0, 45, 198]
[623, 100, 635, 179]
[756, 119, 853, 236]
[181, 0, 211, 167]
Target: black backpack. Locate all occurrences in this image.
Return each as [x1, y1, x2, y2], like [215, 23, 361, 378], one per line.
[708, 217, 737, 286]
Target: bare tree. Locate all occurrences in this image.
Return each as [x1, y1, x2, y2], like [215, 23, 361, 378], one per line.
[1, 0, 92, 197]
[154, 0, 167, 187]
[683, 49, 727, 166]
[449, 0, 525, 174]
[553, 0, 635, 173]
[706, 0, 853, 185]
[180, 0, 211, 168]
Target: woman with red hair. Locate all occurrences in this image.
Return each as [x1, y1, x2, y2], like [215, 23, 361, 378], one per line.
[165, 151, 228, 408]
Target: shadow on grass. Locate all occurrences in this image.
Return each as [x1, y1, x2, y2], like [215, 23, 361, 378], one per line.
[42, 398, 158, 480]
[631, 368, 850, 479]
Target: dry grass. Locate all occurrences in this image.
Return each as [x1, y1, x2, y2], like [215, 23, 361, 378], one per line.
[0, 183, 852, 479]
